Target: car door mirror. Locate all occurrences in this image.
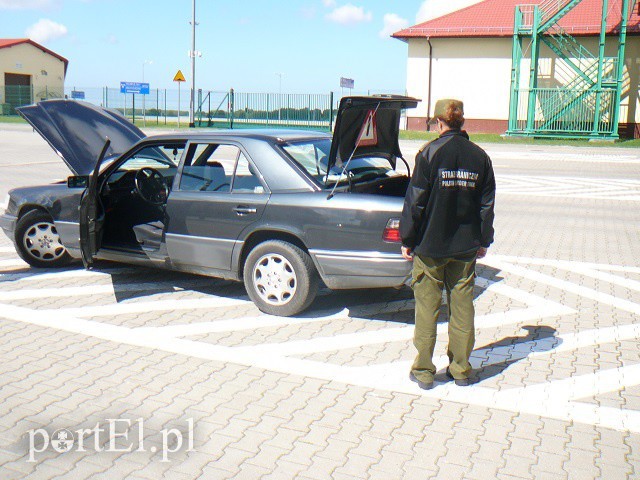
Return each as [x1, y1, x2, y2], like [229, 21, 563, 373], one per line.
[67, 175, 89, 188]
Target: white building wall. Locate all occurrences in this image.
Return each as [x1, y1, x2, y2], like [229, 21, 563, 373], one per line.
[406, 39, 432, 118]
[403, 35, 640, 129]
[405, 37, 513, 122]
[0, 42, 66, 102]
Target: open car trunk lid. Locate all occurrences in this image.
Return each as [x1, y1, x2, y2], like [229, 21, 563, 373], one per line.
[17, 99, 146, 176]
[328, 95, 419, 173]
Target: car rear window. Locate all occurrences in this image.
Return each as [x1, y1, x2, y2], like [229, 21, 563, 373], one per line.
[281, 138, 398, 187]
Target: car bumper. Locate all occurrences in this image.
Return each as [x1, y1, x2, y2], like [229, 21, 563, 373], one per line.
[0, 213, 17, 242]
[309, 249, 412, 290]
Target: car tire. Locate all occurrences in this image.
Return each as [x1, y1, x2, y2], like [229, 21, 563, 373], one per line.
[244, 240, 319, 316]
[15, 210, 72, 268]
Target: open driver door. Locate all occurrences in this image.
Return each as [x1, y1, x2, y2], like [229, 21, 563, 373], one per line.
[79, 138, 111, 269]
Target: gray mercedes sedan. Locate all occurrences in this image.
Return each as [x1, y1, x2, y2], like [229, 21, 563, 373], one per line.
[0, 95, 418, 316]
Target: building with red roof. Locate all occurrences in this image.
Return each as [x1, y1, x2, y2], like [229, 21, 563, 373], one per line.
[0, 39, 68, 115]
[393, 0, 640, 137]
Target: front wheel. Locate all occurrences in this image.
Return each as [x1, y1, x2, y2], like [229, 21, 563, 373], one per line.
[244, 240, 319, 316]
[15, 210, 72, 268]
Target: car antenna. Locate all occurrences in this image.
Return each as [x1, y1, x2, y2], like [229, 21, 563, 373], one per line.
[327, 101, 381, 200]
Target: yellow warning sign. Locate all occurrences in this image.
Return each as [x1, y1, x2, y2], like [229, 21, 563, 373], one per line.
[357, 109, 378, 147]
[173, 70, 186, 82]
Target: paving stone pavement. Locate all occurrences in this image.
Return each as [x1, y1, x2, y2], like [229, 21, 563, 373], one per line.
[0, 131, 639, 478]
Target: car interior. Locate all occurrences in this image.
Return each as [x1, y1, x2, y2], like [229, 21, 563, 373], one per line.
[99, 142, 185, 252]
[99, 141, 263, 254]
[280, 139, 410, 197]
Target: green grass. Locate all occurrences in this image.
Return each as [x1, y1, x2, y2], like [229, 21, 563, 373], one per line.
[3, 114, 639, 147]
[0, 115, 26, 124]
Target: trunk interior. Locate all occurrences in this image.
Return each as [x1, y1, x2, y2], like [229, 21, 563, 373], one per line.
[350, 175, 410, 197]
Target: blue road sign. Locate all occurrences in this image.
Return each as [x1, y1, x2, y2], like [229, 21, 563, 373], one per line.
[71, 90, 85, 100]
[120, 82, 150, 95]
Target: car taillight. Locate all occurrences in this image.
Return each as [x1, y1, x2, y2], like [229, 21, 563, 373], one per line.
[383, 218, 402, 243]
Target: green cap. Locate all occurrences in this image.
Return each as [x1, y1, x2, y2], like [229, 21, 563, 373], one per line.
[428, 98, 464, 125]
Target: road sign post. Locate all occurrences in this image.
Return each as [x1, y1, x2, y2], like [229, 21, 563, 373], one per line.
[120, 82, 150, 125]
[340, 77, 355, 97]
[173, 70, 186, 128]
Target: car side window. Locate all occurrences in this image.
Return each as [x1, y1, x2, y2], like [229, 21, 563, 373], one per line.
[107, 143, 183, 186]
[232, 154, 264, 193]
[118, 144, 184, 171]
[180, 143, 237, 192]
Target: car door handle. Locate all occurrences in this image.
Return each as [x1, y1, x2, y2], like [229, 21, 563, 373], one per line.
[233, 206, 257, 215]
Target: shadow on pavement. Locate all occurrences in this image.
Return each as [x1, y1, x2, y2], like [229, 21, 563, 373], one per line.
[472, 325, 562, 383]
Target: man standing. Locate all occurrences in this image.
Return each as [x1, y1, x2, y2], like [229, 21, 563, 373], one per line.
[400, 99, 496, 389]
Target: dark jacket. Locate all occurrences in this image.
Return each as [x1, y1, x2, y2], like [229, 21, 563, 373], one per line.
[400, 129, 495, 258]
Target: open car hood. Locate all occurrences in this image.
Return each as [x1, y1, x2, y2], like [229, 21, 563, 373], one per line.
[328, 95, 419, 173]
[17, 99, 146, 176]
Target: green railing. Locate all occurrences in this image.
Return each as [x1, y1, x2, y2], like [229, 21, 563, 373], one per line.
[511, 88, 616, 136]
[508, 0, 630, 139]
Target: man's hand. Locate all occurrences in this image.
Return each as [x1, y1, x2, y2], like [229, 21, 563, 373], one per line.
[401, 246, 414, 261]
[477, 247, 488, 259]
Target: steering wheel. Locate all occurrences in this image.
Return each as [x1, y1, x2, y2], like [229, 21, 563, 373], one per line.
[134, 167, 169, 206]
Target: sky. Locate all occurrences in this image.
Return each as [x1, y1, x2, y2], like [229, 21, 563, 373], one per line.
[1, 0, 482, 94]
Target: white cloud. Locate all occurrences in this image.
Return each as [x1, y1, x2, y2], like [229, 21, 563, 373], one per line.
[326, 4, 372, 25]
[0, 0, 60, 9]
[416, 0, 483, 23]
[25, 18, 68, 43]
[322, 0, 336, 7]
[379, 13, 409, 38]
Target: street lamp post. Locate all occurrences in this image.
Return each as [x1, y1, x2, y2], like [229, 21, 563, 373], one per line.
[189, 0, 198, 128]
[142, 60, 152, 127]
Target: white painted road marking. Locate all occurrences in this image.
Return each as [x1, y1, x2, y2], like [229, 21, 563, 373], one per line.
[0, 277, 218, 301]
[0, 254, 638, 433]
[497, 174, 640, 201]
[0, 258, 28, 268]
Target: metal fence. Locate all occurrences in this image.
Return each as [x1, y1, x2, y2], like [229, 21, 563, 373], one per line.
[195, 90, 334, 130]
[511, 87, 617, 136]
[1, 85, 64, 115]
[0, 85, 337, 131]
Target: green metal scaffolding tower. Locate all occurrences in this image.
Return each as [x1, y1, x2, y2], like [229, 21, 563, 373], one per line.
[507, 0, 635, 139]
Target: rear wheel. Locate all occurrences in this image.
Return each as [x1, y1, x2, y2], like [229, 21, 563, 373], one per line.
[244, 240, 319, 316]
[15, 210, 72, 268]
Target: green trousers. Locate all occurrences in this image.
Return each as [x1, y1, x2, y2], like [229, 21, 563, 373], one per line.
[411, 253, 477, 382]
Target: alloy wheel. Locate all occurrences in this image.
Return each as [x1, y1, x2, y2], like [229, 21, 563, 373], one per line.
[22, 222, 67, 262]
[252, 253, 297, 306]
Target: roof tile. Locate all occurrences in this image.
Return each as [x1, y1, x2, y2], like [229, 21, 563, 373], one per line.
[393, 0, 640, 39]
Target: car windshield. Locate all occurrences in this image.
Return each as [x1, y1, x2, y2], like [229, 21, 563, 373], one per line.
[281, 139, 398, 187]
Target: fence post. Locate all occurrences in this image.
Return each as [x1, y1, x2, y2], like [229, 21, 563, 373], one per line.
[329, 91, 334, 132]
[229, 89, 234, 129]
